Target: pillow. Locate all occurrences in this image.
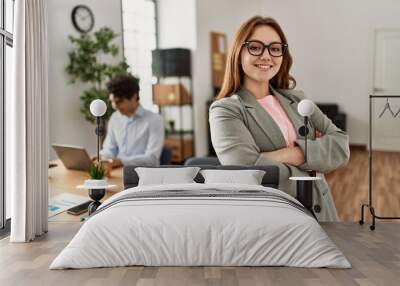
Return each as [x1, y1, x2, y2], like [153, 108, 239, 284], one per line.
[200, 169, 266, 185]
[135, 167, 201, 186]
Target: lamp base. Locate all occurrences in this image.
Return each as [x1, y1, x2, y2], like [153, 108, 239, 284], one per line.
[88, 201, 102, 215]
[88, 188, 105, 215]
[296, 180, 313, 210]
[289, 175, 321, 220]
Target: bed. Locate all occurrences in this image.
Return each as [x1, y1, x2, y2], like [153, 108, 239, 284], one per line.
[50, 165, 350, 269]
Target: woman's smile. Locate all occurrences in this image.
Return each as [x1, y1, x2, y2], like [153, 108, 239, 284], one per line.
[254, 63, 274, 71]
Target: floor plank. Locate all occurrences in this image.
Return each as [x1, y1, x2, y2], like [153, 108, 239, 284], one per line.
[1, 222, 399, 286]
[327, 146, 400, 222]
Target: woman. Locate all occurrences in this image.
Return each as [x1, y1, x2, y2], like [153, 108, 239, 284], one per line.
[209, 16, 350, 222]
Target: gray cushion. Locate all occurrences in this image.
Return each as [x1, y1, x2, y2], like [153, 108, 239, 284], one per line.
[123, 165, 280, 190]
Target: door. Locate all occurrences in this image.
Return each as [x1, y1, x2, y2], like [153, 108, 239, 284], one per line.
[371, 28, 400, 151]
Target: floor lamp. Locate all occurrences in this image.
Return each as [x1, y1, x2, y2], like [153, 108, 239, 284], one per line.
[290, 99, 320, 219]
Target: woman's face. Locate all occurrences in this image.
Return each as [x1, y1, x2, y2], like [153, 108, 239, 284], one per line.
[240, 25, 284, 85]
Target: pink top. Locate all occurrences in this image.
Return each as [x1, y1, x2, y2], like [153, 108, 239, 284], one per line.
[257, 95, 297, 147]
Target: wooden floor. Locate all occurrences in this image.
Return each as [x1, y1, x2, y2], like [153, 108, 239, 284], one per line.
[0, 222, 399, 286]
[327, 146, 400, 222]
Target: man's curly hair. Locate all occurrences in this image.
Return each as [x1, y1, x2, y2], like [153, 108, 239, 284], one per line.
[106, 74, 140, 100]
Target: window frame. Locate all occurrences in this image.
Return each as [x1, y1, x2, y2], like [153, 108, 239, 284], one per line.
[0, 0, 14, 234]
[120, 0, 158, 111]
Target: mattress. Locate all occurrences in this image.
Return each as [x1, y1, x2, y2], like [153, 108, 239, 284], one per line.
[50, 183, 350, 269]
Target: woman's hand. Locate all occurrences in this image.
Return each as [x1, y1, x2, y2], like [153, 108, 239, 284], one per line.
[262, 146, 305, 166]
[261, 130, 324, 166]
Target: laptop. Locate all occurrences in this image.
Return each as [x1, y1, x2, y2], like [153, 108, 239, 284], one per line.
[52, 144, 93, 171]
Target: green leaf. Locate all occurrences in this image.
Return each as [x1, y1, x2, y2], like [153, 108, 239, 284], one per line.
[89, 164, 105, 179]
[65, 26, 134, 124]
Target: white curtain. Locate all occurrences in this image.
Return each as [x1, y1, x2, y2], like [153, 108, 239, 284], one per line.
[7, 0, 48, 242]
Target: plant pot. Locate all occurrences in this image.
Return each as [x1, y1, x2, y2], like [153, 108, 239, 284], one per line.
[84, 179, 107, 188]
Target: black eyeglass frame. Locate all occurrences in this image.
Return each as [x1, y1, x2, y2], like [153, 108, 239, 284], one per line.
[243, 40, 288, 57]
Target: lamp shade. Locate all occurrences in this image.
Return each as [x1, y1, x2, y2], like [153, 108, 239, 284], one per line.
[90, 99, 107, 117]
[297, 99, 315, 117]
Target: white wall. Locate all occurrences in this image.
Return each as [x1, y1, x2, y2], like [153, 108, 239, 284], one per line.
[47, 0, 123, 159]
[261, 0, 400, 145]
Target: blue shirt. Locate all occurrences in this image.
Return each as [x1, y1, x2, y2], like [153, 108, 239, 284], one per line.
[100, 105, 165, 166]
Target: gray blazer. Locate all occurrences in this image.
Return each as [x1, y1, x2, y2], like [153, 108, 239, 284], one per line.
[209, 87, 350, 222]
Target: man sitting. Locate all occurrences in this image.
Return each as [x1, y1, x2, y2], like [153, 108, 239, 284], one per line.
[100, 74, 164, 171]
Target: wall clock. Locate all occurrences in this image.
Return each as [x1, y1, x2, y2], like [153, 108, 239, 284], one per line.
[71, 5, 95, 33]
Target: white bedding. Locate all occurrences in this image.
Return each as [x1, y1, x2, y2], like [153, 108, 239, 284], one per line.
[50, 183, 350, 269]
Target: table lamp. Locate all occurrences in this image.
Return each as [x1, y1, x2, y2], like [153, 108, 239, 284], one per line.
[89, 99, 107, 163]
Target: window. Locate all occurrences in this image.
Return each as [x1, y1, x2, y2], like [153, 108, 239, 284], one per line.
[121, 0, 158, 111]
[1, 0, 14, 232]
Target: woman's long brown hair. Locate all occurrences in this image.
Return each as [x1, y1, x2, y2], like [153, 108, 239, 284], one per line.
[216, 16, 296, 100]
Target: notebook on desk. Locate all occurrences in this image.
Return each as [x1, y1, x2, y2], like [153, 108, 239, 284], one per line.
[52, 144, 93, 171]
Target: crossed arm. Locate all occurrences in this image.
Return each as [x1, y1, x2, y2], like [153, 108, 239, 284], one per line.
[262, 130, 324, 167]
[209, 102, 349, 173]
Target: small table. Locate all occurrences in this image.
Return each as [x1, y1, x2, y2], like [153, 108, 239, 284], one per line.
[289, 176, 321, 218]
[48, 160, 124, 221]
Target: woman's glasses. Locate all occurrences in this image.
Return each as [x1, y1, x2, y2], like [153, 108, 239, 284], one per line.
[243, 40, 288, 57]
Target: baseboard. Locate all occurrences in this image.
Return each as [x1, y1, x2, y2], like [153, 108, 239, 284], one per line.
[0, 218, 11, 239]
[349, 144, 367, 150]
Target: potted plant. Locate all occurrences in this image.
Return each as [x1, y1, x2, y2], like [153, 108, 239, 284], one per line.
[66, 26, 131, 139]
[85, 163, 107, 215]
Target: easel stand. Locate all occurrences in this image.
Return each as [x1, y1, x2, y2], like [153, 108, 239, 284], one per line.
[359, 95, 400, 230]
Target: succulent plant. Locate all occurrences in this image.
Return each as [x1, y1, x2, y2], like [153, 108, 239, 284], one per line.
[88, 163, 105, 180]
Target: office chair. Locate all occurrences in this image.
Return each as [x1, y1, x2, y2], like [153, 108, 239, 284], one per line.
[184, 156, 220, 166]
[160, 146, 172, 165]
